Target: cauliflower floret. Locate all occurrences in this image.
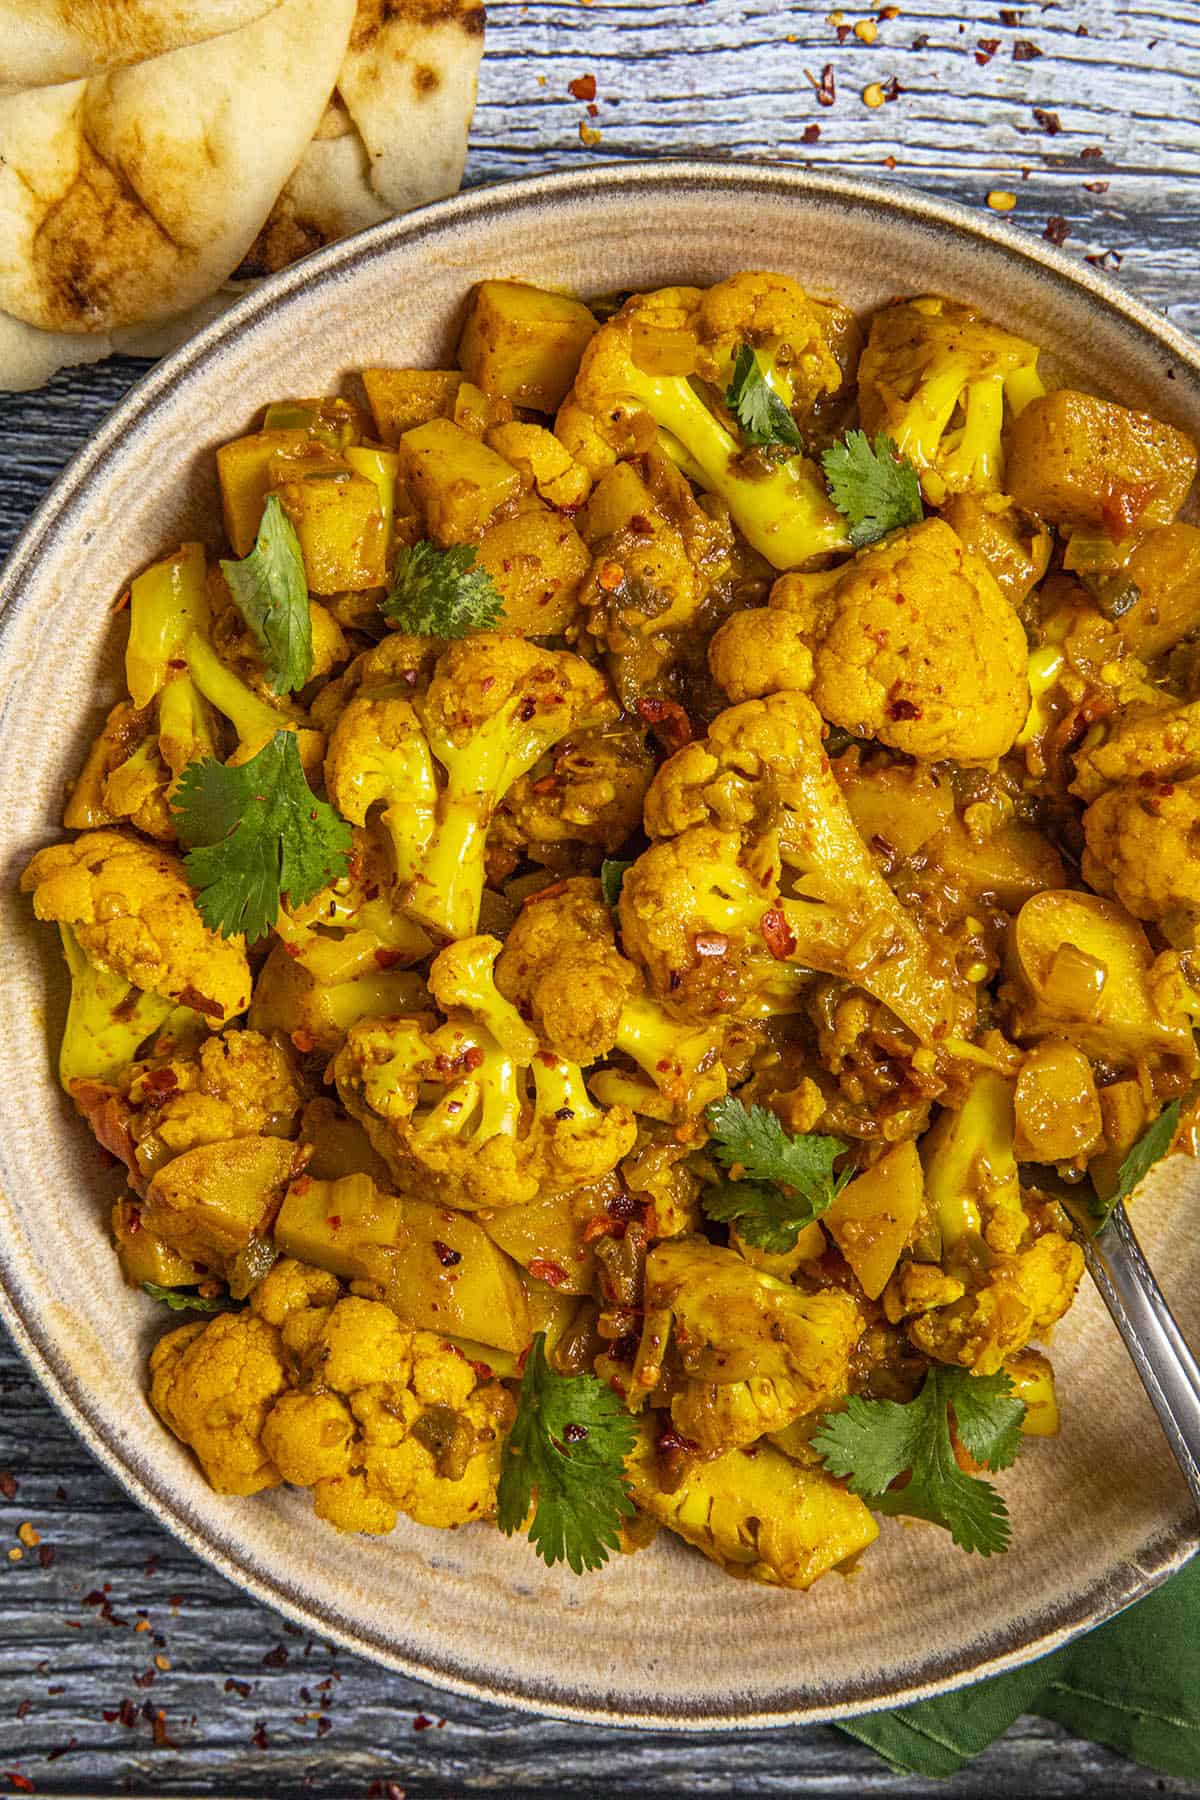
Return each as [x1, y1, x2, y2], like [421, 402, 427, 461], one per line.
[1071, 698, 1200, 803]
[150, 1263, 514, 1534]
[706, 607, 815, 705]
[89, 1028, 305, 1191]
[65, 700, 175, 841]
[22, 829, 251, 1025]
[627, 1422, 878, 1589]
[1082, 777, 1200, 942]
[691, 269, 847, 420]
[495, 878, 639, 1064]
[636, 1238, 864, 1453]
[770, 519, 1030, 763]
[149, 1311, 290, 1496]
[907, 1233, 1085, 1374]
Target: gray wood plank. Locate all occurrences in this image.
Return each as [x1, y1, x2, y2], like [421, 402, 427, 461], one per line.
[1, 0, 1198, 1790]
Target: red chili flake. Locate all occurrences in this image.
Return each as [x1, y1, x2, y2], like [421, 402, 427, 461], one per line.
[261, 1644, 289, 1669]
[881, 75, 902, 100]
[462, 1045, 484, 1072]
[636, 695, 692, 752]
[1083, 179, 1109, 193]
[152, 1712, 177, 1750]
[528, 1258, 569, 1288]
[568, 74, 597, 100]
[1076, 20, 1089, 33]
[37, 1546, 54, 1570]
[610, 1332, 640, 1364]
[373, 947, 406, 970]
[887, 697, 921, 721]
[15, 1703, 29, 1722]
[586, 102, 599, 118]
[289, 1028, 317, 1054]
[316, 1717, 332, 1737]
[413, 1715, 434, 1731]
[1032, 107, 1061, 134]
[3, 1775, 33, 1793]
[517, 696, 538, 723]
[431, 1240, 462, 1268]
[911, 31, 929, 47]
[806, 63, 836, 106]
[132, 1670, 155, 1690]
[1085, 248, 1123, 271]
[999, 6, 1022, 21]
[252, 1723, 270, 1750]
[0, 1473, 17, 1501]
[1080, 144, 1104, 159]
[1012, 38, 1042, 59]
[693, 931, 728, 958]
[1043, 215, 1069, 246]
[118, 1698, 137, 1729]
[656, 1421, 700, 1458]
[46, 1739, 77, 1766]
[975, 37, 999, 63]
[562, 1422, 589, 1444]
[760, 907, 797, 960]
[326, 1215, 342, 1233]
[835, 22, 851, 42]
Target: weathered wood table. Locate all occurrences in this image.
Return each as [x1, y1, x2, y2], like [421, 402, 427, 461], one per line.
[2, 2, 1198, 1792]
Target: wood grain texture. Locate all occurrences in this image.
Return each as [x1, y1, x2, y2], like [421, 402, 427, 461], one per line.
[1, 1, 1198, 1791]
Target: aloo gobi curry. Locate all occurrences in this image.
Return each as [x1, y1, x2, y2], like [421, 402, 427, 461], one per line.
[23, 273, 1200, 1587]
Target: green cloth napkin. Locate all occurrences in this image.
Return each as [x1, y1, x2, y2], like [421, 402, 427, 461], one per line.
[839, 1554, 1200, 1780]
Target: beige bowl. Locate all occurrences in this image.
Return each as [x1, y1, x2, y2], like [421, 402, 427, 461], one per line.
[2, 162, 1198, 1729]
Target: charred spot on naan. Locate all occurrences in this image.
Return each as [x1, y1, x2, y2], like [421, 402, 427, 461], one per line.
[32, 135, 183, 332]
[350, 0, 486, 55]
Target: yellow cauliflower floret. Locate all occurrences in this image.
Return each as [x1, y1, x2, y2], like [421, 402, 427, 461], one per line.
[1070, 698, 1200, 803]
[149, 1311, 290, 1496]
[907, 1232, 1084, 1374]
[262, 1391, 357, 1485]
[124, 1029, 304, 1182]
[692, 270, 846, 417]
[1082, 777, 1200, 940]
[771, 518, 1030, 763]
[627, 1424, 878, 1590]
[706, 606, 815, 705]
[21, 829, 250, 1024]
[495, 877, 639, 1065]
[250, 1258, 343, 1328]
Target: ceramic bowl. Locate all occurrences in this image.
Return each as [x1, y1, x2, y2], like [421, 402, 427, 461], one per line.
[2, 162, 1198, 1730]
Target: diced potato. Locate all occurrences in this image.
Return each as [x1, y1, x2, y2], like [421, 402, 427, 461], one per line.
[824, 1140, 924, 1300]
[627, 1426, 878, 1590]
[112, 1197, 204, 1290]
[1007, 889, 1196, 1064]
[458, 280, 598, 413]
[217, 427, 316, 556]
[297, 1099, 394, 1187]
[398, 417, 523, 544]
[921, 1071, 1022, 1251]
[1090, 1078, 1151, 1200]
[582, 460, 656, 542]
[142, 1138, 300, 1278]
[1005, 1348, 1060, 1436]
[834, 754, 954, 859]
[248, 944, 427, 1053]
[343, 445, 401, 547]
[260, 396, 367, 449]
[453, 380, 513, 437]
[1013, 1039, 1102, 1164]
[927, 814, 1066, 911]
[478, 1191, 597, 1294]
[275, 1174, 531, 1353]
[1115, 524, 1200, 659]
[1006, 389, 1198, 536]
[361, 368, 463, 445]
[940, 493, 1051, 606]
[272, 466, 388, 594]
[474, 506, 590, 634]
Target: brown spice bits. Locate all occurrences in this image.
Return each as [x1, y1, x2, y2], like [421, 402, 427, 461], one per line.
[808, 63, 837, 106]
[1085, 249, 1124, 270]
[0, 1472, 17, 1501]
[999, 7, 1022, 22]
[568, 74, 597, 102]
[1083, 180, 1110, 194]
[975, 38, 1000, 65]
[802, 123, 822, 144]
[1012, 38, 1042, 60]
[1032, 107, 1062, 135]
[1081, 145, 1104, 160]
[1043, 216, 1069, 246]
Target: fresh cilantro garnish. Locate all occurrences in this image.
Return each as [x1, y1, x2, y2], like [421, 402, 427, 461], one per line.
[219, 495, 312, 695]
[497, 1332, 637, 1574]
[600, 858, 633, 910]
[1093, 1098, 1183, 1226]
[172, 730, 352, 942]
[812, 1366, 1025, 1556]
[381, 540, 506, 638]
[701, 1096, 850, 1251]
[821, 429, 924, 548]
[142, 1282, 239, 1315]
[725, 344, 806, 452]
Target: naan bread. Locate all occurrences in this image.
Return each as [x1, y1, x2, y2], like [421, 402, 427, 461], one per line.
[0, 0, 356, 334]
[0, 1, 286, 92]
[236, 0, 485, 279]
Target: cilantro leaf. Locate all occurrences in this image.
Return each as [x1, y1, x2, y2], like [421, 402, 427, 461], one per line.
[812, 1366, 1025, 1556]
[219, 495, 312, 695]
[381, 540, 506, 638]
[1093, 1097, 1183, 1226]
[143, 1282, 239, 1315]
[821, 429, 924, 548]
[702, 1096, 849, 1249]
[497, 1332, 637, 1574]
[725, 345, 806, 452]
[172, 730, 352, 942]
[600, 858, 633, 910]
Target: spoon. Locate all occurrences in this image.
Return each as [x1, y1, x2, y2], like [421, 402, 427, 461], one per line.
[1075, 1200, 1200, 1512]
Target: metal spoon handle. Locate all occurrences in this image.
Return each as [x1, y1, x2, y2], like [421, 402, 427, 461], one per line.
[1080, 1204, 1200, 1513]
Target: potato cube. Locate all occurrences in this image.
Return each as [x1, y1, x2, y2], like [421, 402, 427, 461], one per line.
[272, 466, 388, 593]
[142, 1138, 298, 1278]
[824, 1140, 924, 1300]
[1116, 523, 1200, 659]
[474, 505, 590, 633]
[260, 396, 367, 449]
[361, 368, 463, 445]
[398, 417, 522, 544]
[217, 427, 314, 555]
[1006, 389, 1198, 535]
[458, 279, 598, 412]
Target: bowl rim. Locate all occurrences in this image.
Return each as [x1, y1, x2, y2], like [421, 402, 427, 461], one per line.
[2, 157, 1198, 1731]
